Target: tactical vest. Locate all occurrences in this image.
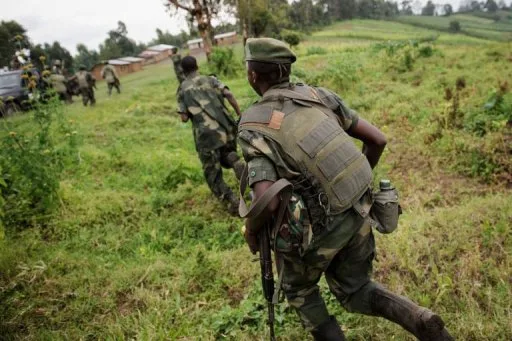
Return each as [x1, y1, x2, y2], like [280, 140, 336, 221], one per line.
[77, 71, 88, 89]
[239, 84, 373, 215]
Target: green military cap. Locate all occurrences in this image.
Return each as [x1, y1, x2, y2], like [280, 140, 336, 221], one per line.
[245, 38, 296, 64]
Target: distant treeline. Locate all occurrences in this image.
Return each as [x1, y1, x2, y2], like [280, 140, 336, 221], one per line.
[1, 0, 510, 71]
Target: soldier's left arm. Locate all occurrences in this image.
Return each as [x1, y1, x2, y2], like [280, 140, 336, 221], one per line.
[177, 87, 189, 122]
[210, 76, 242, 117]
[317, 87, 387, 168]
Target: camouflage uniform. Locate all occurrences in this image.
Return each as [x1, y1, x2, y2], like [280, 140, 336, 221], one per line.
[75, 69, 96, 106]
[171, 54, 186, 84]
[178, 71, 243, 213]
[240, 38, 453, 341]
[239, 83, 377, 330]
[50, 72, 71, 103]
[101, 64, 121, 95]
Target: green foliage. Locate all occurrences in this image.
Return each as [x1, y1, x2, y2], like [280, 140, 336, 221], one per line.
[449, 20, 462, 33]
[465, 85, 511, 136]
[1, 19, 512, 341]
[280, 29, 303, 48]
[306, 46, 328, 56]
[0, 96, 78, 229]
[373, 39, 436, 72]
[204, 47, 242, 78]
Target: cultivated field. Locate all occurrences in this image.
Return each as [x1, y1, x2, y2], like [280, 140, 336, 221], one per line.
[1, 18, 511, 340]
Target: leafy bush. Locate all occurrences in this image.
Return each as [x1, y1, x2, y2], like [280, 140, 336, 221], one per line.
[0, 96, 78, 229]
[205, 47, 242, 78]
[280, 29, 303, 48]
[293, 56, 360, 91]
[449, 20, 461, 33]
[306, 46, 327, 56]
[373, 40, 436, 73]
[465, 84, 511, 136]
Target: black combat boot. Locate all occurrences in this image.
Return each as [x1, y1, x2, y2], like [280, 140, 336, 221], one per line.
[370, 286, 454, 341]
[311, 316, 346, 341]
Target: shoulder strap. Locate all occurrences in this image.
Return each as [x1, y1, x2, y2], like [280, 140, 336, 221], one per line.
[239, 166, 293, 231]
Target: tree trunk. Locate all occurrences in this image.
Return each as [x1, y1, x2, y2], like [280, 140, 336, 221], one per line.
[168, 0, 213, 61]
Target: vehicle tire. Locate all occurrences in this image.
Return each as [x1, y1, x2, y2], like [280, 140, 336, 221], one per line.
[4, 103, 21, 117]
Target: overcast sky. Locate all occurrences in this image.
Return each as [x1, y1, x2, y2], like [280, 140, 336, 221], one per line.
[2, 0, 509, 55]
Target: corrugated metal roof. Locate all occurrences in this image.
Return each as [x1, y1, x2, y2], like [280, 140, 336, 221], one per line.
[187, 38, 203, 45]
[118, 57, 145, 62]
[147, 44, 175, 52]
[108, 59, 131, 65]
[214, 31, 237, 39]
[139, 51, 160, 58]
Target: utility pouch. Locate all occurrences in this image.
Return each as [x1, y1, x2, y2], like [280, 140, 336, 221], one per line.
[370, 187, 402, 234]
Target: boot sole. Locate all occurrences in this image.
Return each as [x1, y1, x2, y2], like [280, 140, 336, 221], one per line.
[419, 311, 454, 341]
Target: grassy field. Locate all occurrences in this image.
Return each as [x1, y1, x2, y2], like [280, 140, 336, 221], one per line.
[1, 18, 511, 340]
[394, 13, 512, 41]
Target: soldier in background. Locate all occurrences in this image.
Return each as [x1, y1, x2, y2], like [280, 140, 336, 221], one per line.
[177, 56, 244, 215]
[50, 66, 71, 103]
[101, 61, 121, 95]
[52, 59, 63, 75]
[171, 47, 185, 84]
[74, 65, 96, 106]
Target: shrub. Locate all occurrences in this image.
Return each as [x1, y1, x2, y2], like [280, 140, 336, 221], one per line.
[280, 29, 303, 48]
[206, 47, 242, 78]
[0, 95, 79, 229]
[449, 20, 461, 33]
[306, 46, 327, 56]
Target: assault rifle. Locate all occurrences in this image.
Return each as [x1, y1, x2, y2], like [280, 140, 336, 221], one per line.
[259, 223, 276, 341]
[238, 170, 292, 341]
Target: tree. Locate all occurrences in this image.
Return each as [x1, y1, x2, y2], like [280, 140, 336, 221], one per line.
[400, 0, 414, 14]
[497, 0, 507, 9]
[99, 21, 140, 60]
[484, 0, 499, 12]
[0, 20, 28, 68]
[166, 0, 220, 60]
[421, 0, 436, 15]
[470, 0, 481, 11]
[443, 3, 453, 15]
[74, 44, 100, 70]
[43, 41, 73, 72]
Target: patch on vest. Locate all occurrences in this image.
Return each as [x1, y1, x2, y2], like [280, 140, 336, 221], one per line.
[240, 105, 273, 125]
[268, 111, 285, 130]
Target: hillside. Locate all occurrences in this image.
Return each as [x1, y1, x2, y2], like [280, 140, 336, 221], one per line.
[1, 19, 511, 340]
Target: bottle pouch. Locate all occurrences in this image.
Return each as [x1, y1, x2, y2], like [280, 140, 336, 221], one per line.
[370, 188, 402, 234]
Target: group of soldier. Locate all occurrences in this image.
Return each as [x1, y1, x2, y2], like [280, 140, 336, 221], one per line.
[42, 60, 121, 107]
[174, 38, 454, 341]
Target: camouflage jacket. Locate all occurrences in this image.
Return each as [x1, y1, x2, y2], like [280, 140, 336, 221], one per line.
[50, 73, 67, 93]
[171, 54, 185, 83]
[178, 72, 237, 152]
[101, 65, 118, 83]
[238, 82, 361, 227]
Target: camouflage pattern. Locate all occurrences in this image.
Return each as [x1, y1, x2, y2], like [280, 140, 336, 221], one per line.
[75, 70, 96, 106]
[178, 71, 243, 212]
[178, 72, 237, 152]
[274, 195, 377, 330]
[239, 82, 380, 331]
[171, 54, 186, 83]
[107, 81, 121, 95]
[101, 64, 119, 84]
[198, 143, 241, 207]
[50, 73, 67, 94]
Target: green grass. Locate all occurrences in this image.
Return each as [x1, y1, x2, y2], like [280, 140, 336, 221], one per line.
[394, 14, 512, 41]
[1, 19, 511, 340]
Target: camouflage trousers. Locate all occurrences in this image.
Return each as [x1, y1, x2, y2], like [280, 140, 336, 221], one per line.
[275, 197, 379, 331]
[80, 87, 95, 106]
[107, 81, 120, 95]
[197, 143, 245, 203]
